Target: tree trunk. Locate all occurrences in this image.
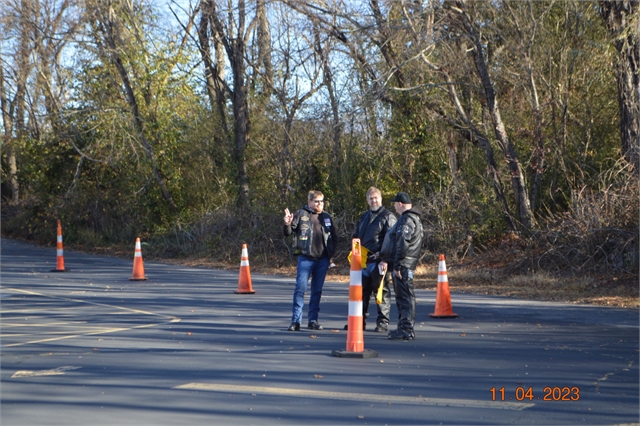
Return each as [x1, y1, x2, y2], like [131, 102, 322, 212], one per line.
[198, 1, 229, 136]
[207, 0, 252, 212]
[256, 0, 273, 91]
[0, 56, 19, 203]
[232, 55, 251, 212]
[503, 1, 546, 216]
[453, 0, 535, 230]
[370, 0, 407, 88]
[434, 67, 517, 231]
[197, 0, 231, 169]
[0, 0, 34, 203]
[232, 0, 251, 212]
[600, 0, 640, 171]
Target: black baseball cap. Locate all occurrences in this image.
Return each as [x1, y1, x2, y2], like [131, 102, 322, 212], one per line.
[391, 192, 411, 204]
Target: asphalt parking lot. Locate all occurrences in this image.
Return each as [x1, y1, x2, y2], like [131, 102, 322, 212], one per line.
[1, 238, 638, 425]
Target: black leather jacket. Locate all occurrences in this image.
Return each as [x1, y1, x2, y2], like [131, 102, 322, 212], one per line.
[353, 207, 397, 258]
[392, 207, 423, 271]
[379, 222, 397, 265]
[283, 206, 337, 259]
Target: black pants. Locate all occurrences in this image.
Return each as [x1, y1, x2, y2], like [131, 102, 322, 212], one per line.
[391, 266, 416, 335]
[362, 262, 393, 327]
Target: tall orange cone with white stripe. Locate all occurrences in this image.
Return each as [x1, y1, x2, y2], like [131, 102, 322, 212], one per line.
[51, 220, 66, 272]
[129, 238, 148, 281]
[234, 244, 255, 294]
[332, 239, 377, 358]
[430, 254, 458, 318]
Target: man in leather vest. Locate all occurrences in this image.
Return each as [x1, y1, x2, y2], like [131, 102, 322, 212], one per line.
[283, 190, 338, 331]
[349, 187, 397, 332]
[380, 192, 423, 340]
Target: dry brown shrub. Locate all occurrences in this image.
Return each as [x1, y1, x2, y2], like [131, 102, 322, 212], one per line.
[533, 162, 638, 275]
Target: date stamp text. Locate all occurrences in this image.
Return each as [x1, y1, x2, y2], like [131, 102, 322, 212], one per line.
[490, 386, 580, 401]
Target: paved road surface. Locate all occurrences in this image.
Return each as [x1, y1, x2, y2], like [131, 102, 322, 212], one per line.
[1, 238, 638, 425]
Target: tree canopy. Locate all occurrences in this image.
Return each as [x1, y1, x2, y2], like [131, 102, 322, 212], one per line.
[1, 0, 637, 276]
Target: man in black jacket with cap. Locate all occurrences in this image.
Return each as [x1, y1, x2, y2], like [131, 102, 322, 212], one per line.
[380, 191, 423, 340]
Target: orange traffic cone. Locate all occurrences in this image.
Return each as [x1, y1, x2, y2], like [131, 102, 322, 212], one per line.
[430, 254, 458, 318]
[129, 238, 148, 281]
[234, 244, 255, 294]
[332, 239, 377, 358]
[51, 220, 66, 272]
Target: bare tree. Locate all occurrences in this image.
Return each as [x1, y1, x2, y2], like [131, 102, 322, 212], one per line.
[313, 20, 343, 191]
[31, 0, 81, 140]
[196, 0, 231, 149]
[397, 1, 517, 229]
[255, 0, 273, 92]
[1, 0, 82, 204]
[600, 0, 640, 171]
[0, 0, 36, 203]
[0, 51, 19, 202]
[501, 1, 549, 215]
[447, 1, 535, 230]
[85, 0, 177, 210]
[268, 4, 325, 199]
[198, 0, 253, 211]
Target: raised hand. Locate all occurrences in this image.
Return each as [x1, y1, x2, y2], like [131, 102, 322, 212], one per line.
[283, 208, 293, 225]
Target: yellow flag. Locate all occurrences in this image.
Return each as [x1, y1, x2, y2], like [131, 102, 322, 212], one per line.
[376, 271, 385, 304]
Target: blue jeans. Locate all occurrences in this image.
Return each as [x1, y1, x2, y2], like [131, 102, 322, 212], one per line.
[291, 255, 330, 324]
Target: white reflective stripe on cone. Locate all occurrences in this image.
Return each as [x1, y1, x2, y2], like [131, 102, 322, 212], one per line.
[348, 301, 363, 317]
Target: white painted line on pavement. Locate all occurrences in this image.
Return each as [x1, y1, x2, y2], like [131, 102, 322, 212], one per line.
[174, 383, 534, 410]
[0, 308, 80, 314]
[3, 288, 163, 317]
[11, 366, 82, 378]
[1, 322, 83, 327]
[1, 287, 181, 348]
[2, 322, 167, 347]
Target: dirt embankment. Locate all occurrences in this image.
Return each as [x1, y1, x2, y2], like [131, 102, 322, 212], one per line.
[168, 251, 638, 309]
